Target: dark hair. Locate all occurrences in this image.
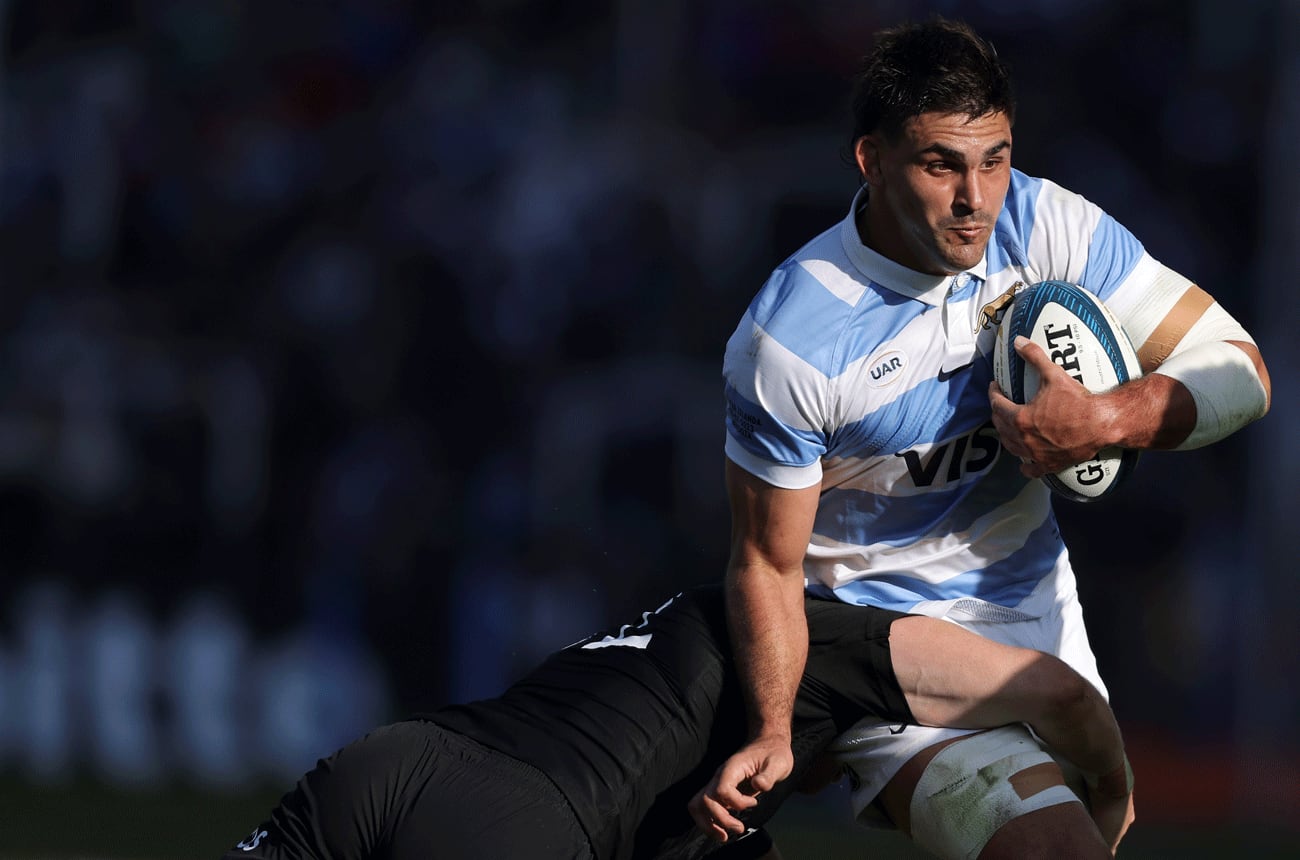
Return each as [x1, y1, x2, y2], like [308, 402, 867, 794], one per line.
[847, 17, 1015, 148]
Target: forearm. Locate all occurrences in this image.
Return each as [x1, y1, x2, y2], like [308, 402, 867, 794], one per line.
[1091, 370, 1196, 451]
[690, 557, 810, 843]
[1094, 340, 1268, 451]
[726, 561, 808, 741]
[722, 460, 821, 742]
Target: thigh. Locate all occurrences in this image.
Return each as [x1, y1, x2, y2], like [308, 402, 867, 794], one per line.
[219, 721, 429, 860]
[221, 721, 593, 860]
[833, 599, 1110, 829]
[389, 726, 593, 860]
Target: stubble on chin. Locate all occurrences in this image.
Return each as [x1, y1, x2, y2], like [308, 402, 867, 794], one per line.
[931, 239, 985, 275]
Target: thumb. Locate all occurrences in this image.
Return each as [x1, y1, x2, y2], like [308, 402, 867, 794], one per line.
[748, 750, 793, 794]
[747, 767, 778, 794]
[1014, 335, 1049, 368]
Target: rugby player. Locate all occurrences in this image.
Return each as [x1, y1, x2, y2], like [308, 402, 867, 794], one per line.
[713, 16, 1269, 860]
[222, 584, 1131, 859]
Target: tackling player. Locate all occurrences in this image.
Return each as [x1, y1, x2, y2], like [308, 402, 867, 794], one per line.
[221, 584, 1132, 860]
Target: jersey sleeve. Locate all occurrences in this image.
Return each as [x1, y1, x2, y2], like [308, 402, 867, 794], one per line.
[1021, 177, 1147, 297]
[1020, 176, 1242, 364]
[721, 267, 835, 490]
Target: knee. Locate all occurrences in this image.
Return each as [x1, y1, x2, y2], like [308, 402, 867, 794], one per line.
[1016, 652, 1096, 725]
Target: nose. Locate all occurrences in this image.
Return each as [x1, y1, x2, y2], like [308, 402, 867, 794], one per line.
[956, 169, 985, 213]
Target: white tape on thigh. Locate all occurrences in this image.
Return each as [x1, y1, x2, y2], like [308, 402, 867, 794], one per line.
[909, 726, 1082, 860]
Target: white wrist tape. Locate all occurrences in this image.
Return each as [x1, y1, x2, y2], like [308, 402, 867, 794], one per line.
[1154, 341, 1267, 450]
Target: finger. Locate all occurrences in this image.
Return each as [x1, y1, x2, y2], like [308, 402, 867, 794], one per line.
[987, 382, 1027, 430]
[714, 781, 761, 811]
[695, 792, 748, 838]
[711, 761, 763, 808]
[688, 800, 727, 842]
[687, 789, 726, 839]
[688, 802, 731, 842]
[693, 813, 730, 843]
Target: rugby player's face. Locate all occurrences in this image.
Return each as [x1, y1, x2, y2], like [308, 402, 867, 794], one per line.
[857, 111, 1012, 275]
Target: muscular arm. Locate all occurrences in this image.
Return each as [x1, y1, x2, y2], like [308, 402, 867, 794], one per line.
[726, 460, 818, 737]
[989, 340, 1196, 473]
[992, 283, 1271, 476]
[725, 460, 820, 753]
[693, 460, 819, 841]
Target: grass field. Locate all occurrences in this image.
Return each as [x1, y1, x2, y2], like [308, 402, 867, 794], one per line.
[3, 777, 1298, 859]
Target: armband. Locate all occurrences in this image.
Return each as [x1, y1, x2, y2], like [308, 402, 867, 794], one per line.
[1154, 341, 1267, 450]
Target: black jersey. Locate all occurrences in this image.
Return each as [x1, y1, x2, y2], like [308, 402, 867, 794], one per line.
[430, 587, 731, 859]
[429, 586, 914, 860]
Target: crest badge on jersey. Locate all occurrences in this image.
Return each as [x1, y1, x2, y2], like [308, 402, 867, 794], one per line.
[866, 349, 907, 387]
[976, 281, 1025, 333]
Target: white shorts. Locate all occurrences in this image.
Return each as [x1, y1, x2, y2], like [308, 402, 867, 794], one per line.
[829, 553, 1107, 824]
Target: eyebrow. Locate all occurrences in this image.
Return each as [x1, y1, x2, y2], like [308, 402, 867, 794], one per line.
[921, 140, 1012, 162]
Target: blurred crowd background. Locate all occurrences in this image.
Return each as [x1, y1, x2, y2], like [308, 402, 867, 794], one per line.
[0, 0, 1295, 856]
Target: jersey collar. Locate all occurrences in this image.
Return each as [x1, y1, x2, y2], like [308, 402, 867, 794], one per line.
[839, 184, 988, 306]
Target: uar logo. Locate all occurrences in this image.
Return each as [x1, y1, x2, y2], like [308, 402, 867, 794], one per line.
[866, 349, 907, 387]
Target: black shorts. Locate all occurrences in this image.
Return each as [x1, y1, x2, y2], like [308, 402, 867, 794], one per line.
[219, 720, 592, 860]
[798, 593, 916, 730]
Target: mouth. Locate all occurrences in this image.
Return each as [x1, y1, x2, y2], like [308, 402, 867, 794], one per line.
[948, 224, 987, 243]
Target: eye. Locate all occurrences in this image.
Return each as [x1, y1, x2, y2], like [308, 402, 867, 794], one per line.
[926, 161, 954, 174]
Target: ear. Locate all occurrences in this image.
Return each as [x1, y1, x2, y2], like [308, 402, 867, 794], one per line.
[854, 136, 883, 184]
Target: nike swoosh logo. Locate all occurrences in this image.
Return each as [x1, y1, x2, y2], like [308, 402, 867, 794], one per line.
[937, 361, 975, 382]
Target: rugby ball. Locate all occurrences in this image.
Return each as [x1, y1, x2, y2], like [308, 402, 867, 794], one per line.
[993, 280, 1142, 503]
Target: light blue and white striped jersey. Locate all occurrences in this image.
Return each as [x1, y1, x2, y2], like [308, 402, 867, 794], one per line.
[723, 168, 1194, 618]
